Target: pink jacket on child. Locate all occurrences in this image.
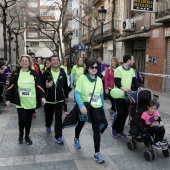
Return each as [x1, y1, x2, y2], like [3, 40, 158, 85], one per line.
[104, 67, 114, 90]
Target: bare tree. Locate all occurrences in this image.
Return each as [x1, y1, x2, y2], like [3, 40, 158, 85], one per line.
[6, 0, 27, 61]
[0, 0, 18, 59]
[26, 0, 68, 59]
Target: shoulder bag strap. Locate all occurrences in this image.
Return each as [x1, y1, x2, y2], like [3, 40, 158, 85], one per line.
[89, 78, 97, 104]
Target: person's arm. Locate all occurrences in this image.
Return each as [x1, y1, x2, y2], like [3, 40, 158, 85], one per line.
[104, 69, 109, 90]
[114, 77, 122, 89]
[100, 93, 105, 112]
[70, 73, 75, 85]
[75, 90, 85, 109]
[132, 77, 140, 89]
[63, 72, 69, 98]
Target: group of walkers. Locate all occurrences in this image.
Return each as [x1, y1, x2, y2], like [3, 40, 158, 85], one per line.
[2, 53, 162, 164]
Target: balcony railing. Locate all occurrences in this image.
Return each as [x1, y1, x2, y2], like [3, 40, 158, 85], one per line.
[155, 8, 170, 19]
[90, 20, 120, 39]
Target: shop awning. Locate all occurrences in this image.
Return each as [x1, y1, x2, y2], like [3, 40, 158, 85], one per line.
[116, 33, 150, 42]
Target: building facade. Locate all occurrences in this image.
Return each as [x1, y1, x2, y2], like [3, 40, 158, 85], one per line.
[26, 0, 58, 58]
[116, 0, 170, 92]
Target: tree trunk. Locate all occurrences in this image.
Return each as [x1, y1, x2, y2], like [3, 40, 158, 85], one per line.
[8, 31, 12, 62]
[57, 32, 63, 59]
[3, 9, 7, 60]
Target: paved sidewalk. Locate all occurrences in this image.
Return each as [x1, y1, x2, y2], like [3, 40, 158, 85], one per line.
[0, 91, 170, 170]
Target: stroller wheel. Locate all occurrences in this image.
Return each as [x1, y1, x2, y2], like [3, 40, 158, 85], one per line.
[162, 148, 170, 157]
[151, 150, 156, 160]
[144, 150, 155, 161]
[127, 141, 136, 150]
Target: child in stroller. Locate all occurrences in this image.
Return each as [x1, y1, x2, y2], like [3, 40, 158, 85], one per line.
[126, 89, 169, 161]
[141, 100, 166, 149]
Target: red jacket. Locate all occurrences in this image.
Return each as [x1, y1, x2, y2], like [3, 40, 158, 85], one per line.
[104, 67, 114, 90]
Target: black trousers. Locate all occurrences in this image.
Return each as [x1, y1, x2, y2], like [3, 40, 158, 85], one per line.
[75, 107, 102, 153]
[108, 89, 116, 112]
[112, 98, 128, 133]
[17, 108, 34, 137]
[149, 126, 165, 142]
[44, 102, 64, 138]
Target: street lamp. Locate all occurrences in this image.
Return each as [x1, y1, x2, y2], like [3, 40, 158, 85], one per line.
[98, 6, 107, 59]
[67, 31, 73, 64]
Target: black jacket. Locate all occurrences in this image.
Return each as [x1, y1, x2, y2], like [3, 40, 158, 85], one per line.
[62, 103, 108, 134]
[6, 67, 45, 109]
[42, 67, 68, 102]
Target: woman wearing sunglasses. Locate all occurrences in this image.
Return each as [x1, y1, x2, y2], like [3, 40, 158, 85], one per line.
[74, 58, 107, 163]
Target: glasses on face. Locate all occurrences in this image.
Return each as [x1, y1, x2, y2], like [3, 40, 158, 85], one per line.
[90, 66, 98, 70]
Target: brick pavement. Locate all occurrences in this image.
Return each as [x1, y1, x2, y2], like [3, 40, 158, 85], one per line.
[0, 92, 170, 170]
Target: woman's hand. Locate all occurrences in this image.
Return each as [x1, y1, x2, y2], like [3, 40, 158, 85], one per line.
[105, 89, 109, 95]
[46, 80, 53, 88]
[70, 85, 74, 89]
[121, 87, 131, 92]
[80, 107, 87, 115]
[6, 101, 10, 107]
[41, 98, 46, 105]
[151, 122, 156, 127]
[65, 98, 69, 104]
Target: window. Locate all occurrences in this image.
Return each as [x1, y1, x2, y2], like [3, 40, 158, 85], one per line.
[76, 30, 79, 37]
[28, 12, 36, 17]
[27, 2, 38, 8]
[68, 0, 72, 7]
[76, 9, 79, 16]
[30, 42, 39, 47]
[40, 9, 55, 16]
[40, 0, 56, 6]
[28, 33, 38, 38]
[40, 30, 54, 37]
[68, 20, 72, 27]
[73, 29, 78, 38]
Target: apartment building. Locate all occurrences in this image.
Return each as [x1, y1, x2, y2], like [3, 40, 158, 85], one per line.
[81, 0, 122, 64]
[116, 0, 170, 92]
[26, 0, 58, 58]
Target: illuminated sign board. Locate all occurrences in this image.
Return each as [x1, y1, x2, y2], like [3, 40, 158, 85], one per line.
[131, 0, 155, 12]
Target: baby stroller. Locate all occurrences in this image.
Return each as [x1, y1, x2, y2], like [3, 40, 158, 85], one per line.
[126, 89, 170, 161]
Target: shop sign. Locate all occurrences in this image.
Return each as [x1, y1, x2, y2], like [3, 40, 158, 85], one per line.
[165, 28, 170, 37]
[131, 0, 155, 12]
[73, 45, 91, 51]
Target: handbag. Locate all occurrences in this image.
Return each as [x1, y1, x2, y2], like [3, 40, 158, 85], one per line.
[79, 79, 97, 121]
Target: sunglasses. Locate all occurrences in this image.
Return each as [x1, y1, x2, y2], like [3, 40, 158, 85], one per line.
[90, 66, 98, 70]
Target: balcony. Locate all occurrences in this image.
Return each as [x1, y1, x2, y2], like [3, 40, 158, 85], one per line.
[90, 20, 120, 41]
[155, 8, 170, 23]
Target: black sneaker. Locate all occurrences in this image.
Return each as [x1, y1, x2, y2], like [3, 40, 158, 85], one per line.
[18, 134, 23, 144]
[25, 136, 33, 145]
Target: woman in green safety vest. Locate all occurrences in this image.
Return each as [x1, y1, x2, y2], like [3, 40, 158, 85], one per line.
[6, 55, 46, 145]
[70, 57, 85, 89]
[74, 58, 108, 163]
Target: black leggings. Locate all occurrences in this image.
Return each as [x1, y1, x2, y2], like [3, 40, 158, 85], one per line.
[149, 126, 165, 142]
[17, 108, 34, 137]
[108, 89, 116, 112]
[75, 107, 102, 153]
